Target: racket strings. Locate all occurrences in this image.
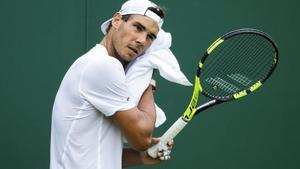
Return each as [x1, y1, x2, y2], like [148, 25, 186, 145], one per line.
[245, 36, 275, 80]
[217, 36, 271, 84]
[204, 37, 243, 78]
[233, 35, 269, 79]
[225, 34, 270, 77]
[250, 40, 275, 77]
[202, 35, 257, 96]
[204, 34, 252, 80]
[201, 33, 276, 97]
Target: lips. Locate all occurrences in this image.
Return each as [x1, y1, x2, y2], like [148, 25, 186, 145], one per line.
[128, 46, 138, 55]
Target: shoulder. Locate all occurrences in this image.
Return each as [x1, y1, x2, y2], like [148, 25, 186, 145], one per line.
[83, 45, 125, 79]
[89, 45, 123, 68]
[78, 45, 135, 116]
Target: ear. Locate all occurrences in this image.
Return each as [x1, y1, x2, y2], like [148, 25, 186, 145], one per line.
[111, 12, 122, 30]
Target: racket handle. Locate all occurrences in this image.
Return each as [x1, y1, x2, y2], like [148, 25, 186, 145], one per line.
[147, 117, 188, 158]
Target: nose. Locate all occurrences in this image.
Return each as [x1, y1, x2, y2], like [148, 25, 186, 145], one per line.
[136, 32, 147, 45]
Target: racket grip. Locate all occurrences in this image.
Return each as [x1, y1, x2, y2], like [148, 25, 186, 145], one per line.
[147, 117, 187, 158]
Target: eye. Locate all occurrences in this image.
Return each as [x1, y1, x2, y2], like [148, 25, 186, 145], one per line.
[147, 34, 155, 41]
[134, 24, 143, 32]
[148, 33, 157, 41]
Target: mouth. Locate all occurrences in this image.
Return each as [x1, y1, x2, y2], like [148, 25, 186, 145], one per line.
[128, 46, 138, 55]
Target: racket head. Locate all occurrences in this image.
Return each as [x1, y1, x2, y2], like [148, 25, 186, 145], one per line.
[198, 28, 279, 101]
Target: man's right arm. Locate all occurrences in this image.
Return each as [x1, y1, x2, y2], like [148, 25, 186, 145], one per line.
[79, 57, 157, 151]
[112, 85, 157, 151]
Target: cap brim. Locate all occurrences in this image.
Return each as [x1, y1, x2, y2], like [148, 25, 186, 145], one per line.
[101, 18, 112, 35]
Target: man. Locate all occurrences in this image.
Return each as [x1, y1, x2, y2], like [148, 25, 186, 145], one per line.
[50, 0, 173, 169]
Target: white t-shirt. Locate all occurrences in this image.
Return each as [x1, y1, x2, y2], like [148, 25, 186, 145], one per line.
[50, 44, 136, 169]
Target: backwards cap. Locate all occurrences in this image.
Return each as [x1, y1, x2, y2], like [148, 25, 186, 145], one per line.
[101, 0, 163, 35]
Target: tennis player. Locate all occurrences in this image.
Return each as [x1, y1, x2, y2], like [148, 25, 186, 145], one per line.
[50, 0, 173, 169]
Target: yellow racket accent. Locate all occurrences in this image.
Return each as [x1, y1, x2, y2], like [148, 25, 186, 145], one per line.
[183, 76, 201, 121]
[197, 77, 203, 92]
[250, 81, 262, 92]
[233, 90, 247, 99]
[207, 38, 224, 54]
[199, 62, 204, 69]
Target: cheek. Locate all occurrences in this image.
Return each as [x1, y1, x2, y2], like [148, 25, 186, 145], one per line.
[116, 31, 131, 46]
[145, 41, 153, 48]
[122, 30, 136, 43]
[114, 31, 126, 48]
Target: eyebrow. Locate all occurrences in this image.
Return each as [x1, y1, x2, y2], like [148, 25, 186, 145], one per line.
[134, 22, 157, 39]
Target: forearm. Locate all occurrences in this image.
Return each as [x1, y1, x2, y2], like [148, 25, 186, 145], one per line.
[112, 85, 157, 151]
[122, 148, 143, 168]
[122, 146, 165, 167]
[125, 85, 156, 150]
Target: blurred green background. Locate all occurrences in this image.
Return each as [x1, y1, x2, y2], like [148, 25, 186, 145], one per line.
[0, 0, 299, 169]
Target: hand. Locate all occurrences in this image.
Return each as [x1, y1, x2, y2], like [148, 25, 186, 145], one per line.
[140, 138, 174, 164]
[157, 139, 173, 161]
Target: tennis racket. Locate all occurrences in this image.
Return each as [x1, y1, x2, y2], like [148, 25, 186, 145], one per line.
[147, 28, 279, 158]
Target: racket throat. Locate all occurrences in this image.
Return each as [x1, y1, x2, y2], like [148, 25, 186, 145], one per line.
[194, 100, 219, 115]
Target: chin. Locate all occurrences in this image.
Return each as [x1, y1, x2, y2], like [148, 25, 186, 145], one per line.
[117, 55, 132, 63]
[125, 54, 138, 61]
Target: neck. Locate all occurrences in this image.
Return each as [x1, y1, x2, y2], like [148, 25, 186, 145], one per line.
[100, 35, 129, 68]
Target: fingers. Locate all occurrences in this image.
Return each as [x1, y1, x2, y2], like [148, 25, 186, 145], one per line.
[150, 138, 174, 161]
[163, 149, 171, 156]
[167, 139, 174, 149]
[159, 155, 171, 160]
[157, 145, 172, 161]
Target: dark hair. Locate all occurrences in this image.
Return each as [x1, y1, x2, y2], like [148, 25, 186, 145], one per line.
[147, 6, 165, 19]
[105, 6, 165, 33]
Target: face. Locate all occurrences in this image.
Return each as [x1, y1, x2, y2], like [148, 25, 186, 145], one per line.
[111, 13, 159, 62]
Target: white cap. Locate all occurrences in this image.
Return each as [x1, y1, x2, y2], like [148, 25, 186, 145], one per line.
[101, 0, 164, 35]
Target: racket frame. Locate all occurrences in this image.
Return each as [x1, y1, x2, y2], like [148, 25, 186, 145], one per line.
[147, 28, 279, 158]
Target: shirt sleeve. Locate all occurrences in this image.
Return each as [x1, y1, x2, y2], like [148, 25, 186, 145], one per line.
[79, 56, 136, 116]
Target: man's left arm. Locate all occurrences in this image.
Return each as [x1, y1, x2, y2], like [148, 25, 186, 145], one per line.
[122, 139, 173, 167]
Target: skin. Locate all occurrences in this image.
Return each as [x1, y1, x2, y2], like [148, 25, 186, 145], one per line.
[101, 12, 159, 66]
[123, 140, 174, 167]
[100, 12, 173, 166]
